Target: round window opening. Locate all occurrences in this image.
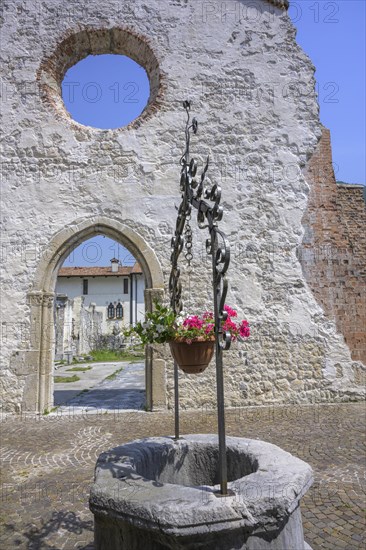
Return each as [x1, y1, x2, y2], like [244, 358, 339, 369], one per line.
[62, 54, 150, 129]
[38, 28, 161, 130]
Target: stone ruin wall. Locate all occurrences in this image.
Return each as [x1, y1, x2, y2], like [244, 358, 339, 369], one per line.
[300, 128, 366, 368]
[0, 0, 364, 413]
[55, 297, 103, 359]
[54, 296, 72, 360]
[78, 299, 103, 356]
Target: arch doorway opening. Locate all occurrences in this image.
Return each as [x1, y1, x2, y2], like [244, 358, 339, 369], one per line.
[27, 218, 165, 414]
[53, 235, 147, 412]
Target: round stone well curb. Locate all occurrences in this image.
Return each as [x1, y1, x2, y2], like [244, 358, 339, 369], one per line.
[90, 434, 313, 549]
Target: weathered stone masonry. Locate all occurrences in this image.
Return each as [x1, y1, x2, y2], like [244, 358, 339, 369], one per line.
[300, 128, 366, 366]
[1, 0, 364, 413]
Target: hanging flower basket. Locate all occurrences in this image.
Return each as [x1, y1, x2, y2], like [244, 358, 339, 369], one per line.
[169, 338, 215, 374]
[123, 302, 250, 375]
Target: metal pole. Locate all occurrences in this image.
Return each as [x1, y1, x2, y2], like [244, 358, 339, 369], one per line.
[211, 230, 228, 496]
[174, 360, 180, 439]
[171, 270, 180, 441]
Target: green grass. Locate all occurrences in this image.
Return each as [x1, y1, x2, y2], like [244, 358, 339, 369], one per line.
[89, 349, 144, 363]
[54, 374, 80, 384]
[66, 366, 92, 372]
[43, 406, 59, 415]
[104, 367, 124, 381]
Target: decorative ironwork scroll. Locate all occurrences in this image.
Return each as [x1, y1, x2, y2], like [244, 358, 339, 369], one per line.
[169, 101, 232, 496]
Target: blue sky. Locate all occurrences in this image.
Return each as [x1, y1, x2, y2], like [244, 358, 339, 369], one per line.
[63, 235, 136, 267]
[62, 0, 365, 267]
[290, 0, 365, 185]
[62, 54, 149, 129]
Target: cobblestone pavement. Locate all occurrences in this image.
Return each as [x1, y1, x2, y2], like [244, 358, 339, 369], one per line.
[0, 402, 365, 549]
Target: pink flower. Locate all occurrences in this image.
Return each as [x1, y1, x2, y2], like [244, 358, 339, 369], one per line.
[223, 318, 238, 341]
[174, 307, 249, 344]
[239, 320, 250, 338]
[203, 311, 214, 320]
[224, 305, 237, 318]
[205, 323, 214, 334]
[183, 315, 203, 330]
[223, 318, 237, 331]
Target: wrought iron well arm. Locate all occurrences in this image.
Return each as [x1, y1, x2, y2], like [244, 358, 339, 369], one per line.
[169, 101, 232, 495]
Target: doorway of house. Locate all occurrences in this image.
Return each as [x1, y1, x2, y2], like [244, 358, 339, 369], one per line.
[53, 234, 146, 412]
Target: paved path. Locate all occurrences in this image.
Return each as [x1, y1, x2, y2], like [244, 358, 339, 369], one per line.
[0, 403, 365, 549]
[54, 361, 145, 412]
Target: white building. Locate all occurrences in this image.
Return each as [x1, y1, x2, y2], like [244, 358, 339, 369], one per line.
[56, 258, 145, 334]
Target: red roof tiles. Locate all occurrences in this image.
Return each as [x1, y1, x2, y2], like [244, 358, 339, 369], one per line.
[58, 262, 143, 277]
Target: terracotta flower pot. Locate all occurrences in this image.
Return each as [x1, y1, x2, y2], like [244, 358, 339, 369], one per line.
[169, 338, 215, 374]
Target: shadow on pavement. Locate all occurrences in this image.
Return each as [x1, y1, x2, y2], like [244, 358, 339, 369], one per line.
[3, 511, 94, 549]
[55, 389, 146, 410]
[54, 390, 84, 405]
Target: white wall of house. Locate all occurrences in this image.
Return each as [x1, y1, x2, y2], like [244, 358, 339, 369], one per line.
[56, 274, 145, 334]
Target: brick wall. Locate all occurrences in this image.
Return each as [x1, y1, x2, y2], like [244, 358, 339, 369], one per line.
[300, 128, 366, 364]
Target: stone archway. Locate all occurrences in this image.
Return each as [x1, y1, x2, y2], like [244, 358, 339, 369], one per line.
[27, 216, 165, 413]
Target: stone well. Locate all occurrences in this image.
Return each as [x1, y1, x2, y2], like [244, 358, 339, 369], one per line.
[90, 434, 313, 549]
